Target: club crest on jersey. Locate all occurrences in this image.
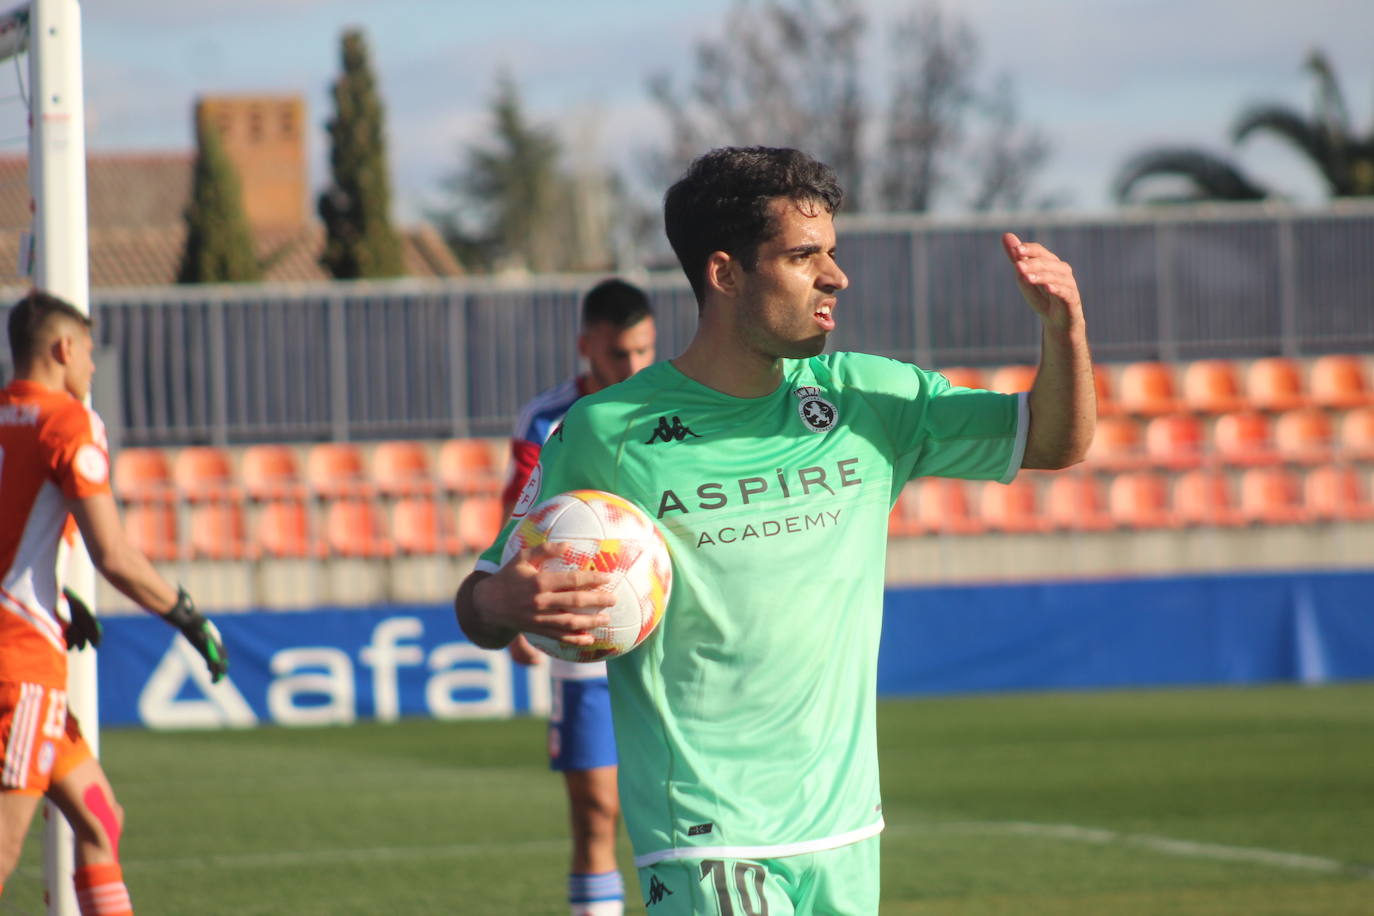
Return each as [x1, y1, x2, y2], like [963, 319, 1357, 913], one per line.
[794, 387, 838, 433]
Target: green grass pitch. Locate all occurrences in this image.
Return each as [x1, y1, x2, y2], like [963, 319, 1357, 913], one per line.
[9, 683, 1373, 914]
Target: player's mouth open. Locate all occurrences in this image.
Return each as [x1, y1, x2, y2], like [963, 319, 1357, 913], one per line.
[814, 303, 835, 331]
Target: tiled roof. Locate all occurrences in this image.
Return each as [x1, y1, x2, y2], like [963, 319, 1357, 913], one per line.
[0, 153, 463, 286]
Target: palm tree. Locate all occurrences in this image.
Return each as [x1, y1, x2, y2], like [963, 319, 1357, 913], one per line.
[1115, 50, 1373, 204]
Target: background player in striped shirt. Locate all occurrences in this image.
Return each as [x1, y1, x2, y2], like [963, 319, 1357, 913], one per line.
[0, 291, 228, 915]
[500, 278, 655, 916]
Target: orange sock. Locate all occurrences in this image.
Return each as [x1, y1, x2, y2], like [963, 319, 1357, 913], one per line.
[74, 862, 133, 916]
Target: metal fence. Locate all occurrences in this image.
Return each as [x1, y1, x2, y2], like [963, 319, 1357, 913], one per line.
[2, 200, 1372, 446]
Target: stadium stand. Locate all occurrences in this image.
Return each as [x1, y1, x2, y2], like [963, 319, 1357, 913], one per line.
[122, 503, 181, 561]
[1144, 413, 1206, 470]
[1304, 465, 1374, 522]
[1214, 410, 1279, 466]
[324, 499, 394, 558]
[306, 443, 374, 500]
[438, 438, 502, 495]
[978, 478, 1047, 534]
[241, 444, 306, 501]
[1093, 365, 1119, 416]
[189, 502, 255, 560]
[1083, 415, 1145, 471]
[1118, 361, 1181, 416]
[1173, 470, 1246, 527]
[1274, 408, 1335, 465]
[936, 366, 985, 390]
[1108, 471, 1177, 529]
[1045, 474, 1114, 531]
[988, 364, 1036, 394]
[255, 500, 320, 558]
[1181, 359, 1245, 414]
[456, 495, 506, 552]
[392, 497, 461, 555]
[173, 446, 239, 503]
[1338, 406, 1374, 461]
[1245, 356, 1307, 411]
[1239, 467, 1309, 526]
[371, 440, 437, 498]
[912, 478, 985, 536]
[113, 447, 174, 504]
[1309, 354, 1372, 409]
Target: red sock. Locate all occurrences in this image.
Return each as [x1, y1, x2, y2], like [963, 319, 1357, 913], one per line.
[74, 862, 133, 916]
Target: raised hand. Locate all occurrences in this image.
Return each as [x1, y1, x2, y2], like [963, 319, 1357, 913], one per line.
[1002, 232, 1084, 333]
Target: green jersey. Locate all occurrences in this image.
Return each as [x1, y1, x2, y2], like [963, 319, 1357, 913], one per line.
[478, 352, 1026, 867]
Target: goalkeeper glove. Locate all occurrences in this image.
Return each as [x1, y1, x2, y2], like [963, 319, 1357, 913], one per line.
[163, 586, 229, 683]
[62, 587, 102, 651]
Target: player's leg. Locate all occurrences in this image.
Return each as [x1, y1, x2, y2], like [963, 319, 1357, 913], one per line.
[1, 680, 60, 894]
[0, 790, 43, 894]
[45, 726, 133, 915]
[552, 676, 624, 916]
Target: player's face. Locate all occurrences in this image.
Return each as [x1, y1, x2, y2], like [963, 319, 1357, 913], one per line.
[63, 326, 96, 401]
[735, 198, 848, 360]
[581, 317, 656, 393]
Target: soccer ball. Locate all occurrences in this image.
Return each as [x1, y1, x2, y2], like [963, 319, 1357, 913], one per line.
[500, 489, 672, 662]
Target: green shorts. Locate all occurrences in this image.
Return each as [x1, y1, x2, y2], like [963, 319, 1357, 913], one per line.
[636, 835, 880, 915]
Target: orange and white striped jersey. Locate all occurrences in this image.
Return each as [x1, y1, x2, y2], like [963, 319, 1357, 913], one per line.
[0, 379, 110, 688]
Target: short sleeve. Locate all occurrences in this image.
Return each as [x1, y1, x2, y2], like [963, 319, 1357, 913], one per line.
[42, 403, 111, 500]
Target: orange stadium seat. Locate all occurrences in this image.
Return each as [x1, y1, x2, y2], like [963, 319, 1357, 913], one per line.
[1093, 364, 1120, 417]
[1045, 474, 1114, 531]
[324, 499, 394, 558]
[172, 446, 239, 503]
[1213, 410, 1278, 466]
[1118, 361, 1180, 416]
[1181, 359, 1245, 414]
[1339, 406, 1374, 461]
[306, 443, 373, 499]
[113, 447, 174, 504]
[123, 503, 180, 561]
[1238, 467, 1308, 526]
[1173, 470, 1245, 527]
[457, 496, 507, 553]
[438, 439, 502, 495]
[1144, 414, 1206, 470]
[372, 441, 436, 498]
[1309, 354, 1373, 409]
[912, 478, 985, 535]
[978, 478, 1048, 533]
[241, 445, 306, 501]
[189, 503, 255, 560]
[255, 500, 321, 558]
[935, 366, 985, 390]
[1108, 471, 1178, 529]
[1304, 466, 1374, 522]
[392, 497, 462, 555]
[1245, 357, 1307, 411]
[988, 364, 1036, 394]
[1083, 415, 1145, 471]
[1273, 408, 1334, 465]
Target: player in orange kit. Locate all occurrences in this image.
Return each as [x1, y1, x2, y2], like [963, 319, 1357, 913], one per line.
[0, 290, 228, 915]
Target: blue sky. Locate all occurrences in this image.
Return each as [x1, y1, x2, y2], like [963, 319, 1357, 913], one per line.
[69, 1, 1374, 221]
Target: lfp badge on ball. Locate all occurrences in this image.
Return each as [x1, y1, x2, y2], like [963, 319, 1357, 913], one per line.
[500, 489, 672, 662]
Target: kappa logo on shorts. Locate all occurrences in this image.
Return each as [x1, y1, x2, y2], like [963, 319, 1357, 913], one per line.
[795, 386, 838, 433]
[645, 876, 674, 906]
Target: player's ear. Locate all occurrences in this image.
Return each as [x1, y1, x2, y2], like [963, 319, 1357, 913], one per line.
[705, 251, 739, 299]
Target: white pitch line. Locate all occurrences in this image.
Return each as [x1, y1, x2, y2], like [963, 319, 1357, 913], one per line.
[14, 821, 1372, 880]
[924, 820, 1374, 878]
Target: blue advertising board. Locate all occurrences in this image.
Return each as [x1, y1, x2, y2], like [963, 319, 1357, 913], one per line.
[94, 570, 1374, 729]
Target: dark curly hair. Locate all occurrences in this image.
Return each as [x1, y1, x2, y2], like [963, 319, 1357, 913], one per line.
[663, 147, 843, 306]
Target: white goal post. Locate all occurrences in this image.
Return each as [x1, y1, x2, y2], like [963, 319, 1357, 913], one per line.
[0, 2, 91, 914]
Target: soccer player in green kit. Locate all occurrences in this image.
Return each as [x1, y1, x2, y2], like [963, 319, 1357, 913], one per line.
[456, 146, 1095, 914]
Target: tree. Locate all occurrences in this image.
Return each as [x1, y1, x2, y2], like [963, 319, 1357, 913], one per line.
[647, 0, 1049, 214]
[179, 110, 261, 284]
[318, 29, 405, 279]
[431, 74, 615, 273]
[1115, 50, 1374, 204]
